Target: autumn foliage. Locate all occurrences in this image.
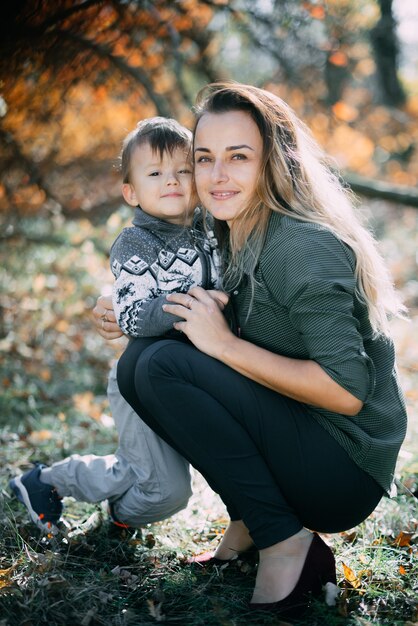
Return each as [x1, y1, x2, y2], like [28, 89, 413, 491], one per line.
[0, 0, 417, 228]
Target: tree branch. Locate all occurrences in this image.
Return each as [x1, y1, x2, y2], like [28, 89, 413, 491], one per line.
[60, 198, 124, 224]
[37, 0, 104, 32]
[55, 28, 173, 117]
[0, 0, 103, 44]
[0, 127, 64, 209]
[345, 173, 418, 208]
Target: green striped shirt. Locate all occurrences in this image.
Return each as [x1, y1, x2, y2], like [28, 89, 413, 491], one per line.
[232, 212, 407, 494]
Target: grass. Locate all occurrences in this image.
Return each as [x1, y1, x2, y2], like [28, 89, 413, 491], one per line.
[0, 202, 417, 625]
[1, 476, 417, 625]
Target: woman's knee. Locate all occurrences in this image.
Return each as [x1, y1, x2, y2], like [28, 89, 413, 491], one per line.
[135, 340, 191, 397]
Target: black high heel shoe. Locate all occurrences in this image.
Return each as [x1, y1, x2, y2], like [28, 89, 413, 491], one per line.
[249, 532, 337, 618]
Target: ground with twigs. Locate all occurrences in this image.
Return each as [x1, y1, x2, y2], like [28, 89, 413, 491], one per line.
[0, 201, 417, 626]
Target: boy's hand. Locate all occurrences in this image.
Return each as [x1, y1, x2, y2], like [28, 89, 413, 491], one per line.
[93, 295, 124, 340]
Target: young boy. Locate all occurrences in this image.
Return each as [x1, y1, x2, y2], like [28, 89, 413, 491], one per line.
[10, 117, 220, 534]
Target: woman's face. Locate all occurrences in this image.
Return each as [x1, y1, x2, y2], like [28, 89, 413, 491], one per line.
[193, 110, 263, 225]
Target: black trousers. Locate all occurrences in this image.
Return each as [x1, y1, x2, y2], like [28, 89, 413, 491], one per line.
[117, 337, 383, 549]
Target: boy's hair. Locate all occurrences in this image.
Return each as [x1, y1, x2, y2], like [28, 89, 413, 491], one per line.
[121, 117, 192, 184]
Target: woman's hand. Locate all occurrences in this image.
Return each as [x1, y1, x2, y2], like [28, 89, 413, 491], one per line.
[205, 289, 230, 310]
[92, 295, 124, 340]
[163, 287, 235, 359]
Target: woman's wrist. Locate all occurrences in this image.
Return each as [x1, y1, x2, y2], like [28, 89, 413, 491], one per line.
[217, 333, 242, 365]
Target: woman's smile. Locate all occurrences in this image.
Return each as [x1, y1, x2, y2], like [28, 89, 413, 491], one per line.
[210, 190, 240, 199]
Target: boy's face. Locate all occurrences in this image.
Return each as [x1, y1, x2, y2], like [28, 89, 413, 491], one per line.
[122, 143, 193, 225]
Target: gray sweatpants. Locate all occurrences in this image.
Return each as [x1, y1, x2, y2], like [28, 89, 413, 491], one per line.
[41, 363, 192, 527]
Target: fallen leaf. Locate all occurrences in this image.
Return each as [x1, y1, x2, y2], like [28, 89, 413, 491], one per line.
[72, 392, 102, 419]
[81, 607, 97, 626]
[40, 368, 51, 381]
[147, 599, 165, 622]
[145, 532, 155, 548]
[332, 101, 358, 122]
[55, 319, 70, 333]
[309, 5, 325, 19]
[340, 530, 358, 543]
[98, 590, 112, 604]
[28, 429, 53, 444]
[341, 562, 361, 588]
[38, 574, 68, 589]
[329, 51, 348, 67]
[0, 567, 14, 578]
[393, 531, 414, 547]
[0, 580, 11, 590]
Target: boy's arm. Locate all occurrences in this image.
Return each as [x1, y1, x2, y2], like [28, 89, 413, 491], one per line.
[113, 269, 183, 337]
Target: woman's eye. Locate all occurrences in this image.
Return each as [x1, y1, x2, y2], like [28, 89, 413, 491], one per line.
[196, 156, 211, 164]
[232, 153, 247, 160]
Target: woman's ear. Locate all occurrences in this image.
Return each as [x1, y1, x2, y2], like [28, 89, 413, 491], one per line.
[122, 183, 138, 207]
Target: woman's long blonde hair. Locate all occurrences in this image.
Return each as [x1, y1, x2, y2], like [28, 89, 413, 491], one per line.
[193, 82, 405, 337]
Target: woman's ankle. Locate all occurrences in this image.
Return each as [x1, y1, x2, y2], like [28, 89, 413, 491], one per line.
[213, 519, 254, 560]
[259, 528, 312, 559]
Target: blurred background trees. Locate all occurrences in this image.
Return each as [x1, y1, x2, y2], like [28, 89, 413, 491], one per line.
[1, 0, 417, 231]
[1, 1, 417, 421]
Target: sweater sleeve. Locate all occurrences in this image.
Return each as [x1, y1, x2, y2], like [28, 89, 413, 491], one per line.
[262, 226, 376, 402]
[110, 230, 183, 338]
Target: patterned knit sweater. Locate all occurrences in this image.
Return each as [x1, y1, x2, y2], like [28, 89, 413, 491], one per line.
[110, 207, 220, 338]
[231, 211, 407, 494]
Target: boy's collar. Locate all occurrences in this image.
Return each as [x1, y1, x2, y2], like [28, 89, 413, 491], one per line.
[132, 206, 190, 233]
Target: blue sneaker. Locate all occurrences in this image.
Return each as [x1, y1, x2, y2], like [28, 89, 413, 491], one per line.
[9, 463, 63, 534]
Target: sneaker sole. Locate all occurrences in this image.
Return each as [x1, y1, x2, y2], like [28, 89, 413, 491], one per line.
[10, 475, 60, 535]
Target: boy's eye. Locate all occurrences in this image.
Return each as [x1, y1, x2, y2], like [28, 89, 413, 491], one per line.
[179, 168, 192, 174]
[149, 171, 160, 176]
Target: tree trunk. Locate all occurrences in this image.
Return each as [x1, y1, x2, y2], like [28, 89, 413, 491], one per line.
[370, 0, 406, 106]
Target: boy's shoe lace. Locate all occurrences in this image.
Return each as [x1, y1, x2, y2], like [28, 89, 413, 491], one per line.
[107, 501, 137, 537]
[9, 462, 63, 534]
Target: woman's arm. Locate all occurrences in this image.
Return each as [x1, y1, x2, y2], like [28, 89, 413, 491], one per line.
[163, 287, 363, 416]
[217, 333, 363, 416]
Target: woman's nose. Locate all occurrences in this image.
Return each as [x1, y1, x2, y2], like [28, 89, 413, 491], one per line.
[211, 160, 229, 183]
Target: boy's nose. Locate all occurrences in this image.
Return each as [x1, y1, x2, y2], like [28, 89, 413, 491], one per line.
[166, 172, 179, 184]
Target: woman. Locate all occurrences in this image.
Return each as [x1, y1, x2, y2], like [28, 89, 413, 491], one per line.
[117, 83, 407, 615]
